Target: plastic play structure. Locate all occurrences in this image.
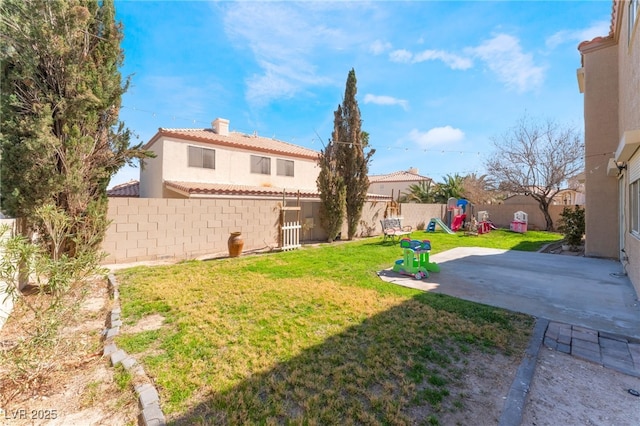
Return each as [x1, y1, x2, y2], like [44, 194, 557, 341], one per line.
[426, 218, 454, 234]
[510, 211, 528, 233]
[451, 213, 466, 232]
[470, 210, 496, 235]
[425, 197, 471, 233]
[392, 238, 440, 280]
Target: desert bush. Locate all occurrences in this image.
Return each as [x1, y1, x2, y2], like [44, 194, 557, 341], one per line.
[0, 206, 106, 405]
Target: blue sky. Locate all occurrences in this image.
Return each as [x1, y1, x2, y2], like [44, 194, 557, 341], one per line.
[110, 0, 612, 188]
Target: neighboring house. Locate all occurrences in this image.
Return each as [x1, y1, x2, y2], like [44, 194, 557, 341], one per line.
[578, 0, 639, 293]
[502, 186, 584, 206]
[139, 118, 321, 199]
[503, 195, 538, 205]
[368, 168, 432, 200]
[553, 189, 585, 206]
[107, 180, 139, 197]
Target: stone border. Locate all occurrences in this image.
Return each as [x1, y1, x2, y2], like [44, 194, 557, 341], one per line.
[498, 318, 548, 426]
[103, 273, 166, 426]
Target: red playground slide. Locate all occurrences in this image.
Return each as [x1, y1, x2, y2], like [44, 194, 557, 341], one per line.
[451, 214, 466, 232]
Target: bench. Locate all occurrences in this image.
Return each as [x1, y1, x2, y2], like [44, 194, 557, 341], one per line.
[380, 218, 412, 242]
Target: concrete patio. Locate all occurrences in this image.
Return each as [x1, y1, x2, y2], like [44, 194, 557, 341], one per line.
[378, 247, 640, 340]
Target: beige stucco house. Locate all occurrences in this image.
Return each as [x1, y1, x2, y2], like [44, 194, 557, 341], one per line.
[368, 168, 433, 200]
[139, 118, 321, 200]
[578, 0, 639, 293]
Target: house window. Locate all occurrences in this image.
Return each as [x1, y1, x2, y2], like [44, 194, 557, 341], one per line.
[276, 159, 294, 177]
[631, 179, 640, 235]
[251, 155, 271, 175]
[631, 0, 639, 46]
[188, 146, 215, 169]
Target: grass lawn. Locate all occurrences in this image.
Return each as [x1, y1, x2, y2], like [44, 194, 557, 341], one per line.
[115, 229, 561, 424]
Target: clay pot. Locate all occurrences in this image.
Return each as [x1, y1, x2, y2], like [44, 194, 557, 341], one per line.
[228, 232, 244, 257]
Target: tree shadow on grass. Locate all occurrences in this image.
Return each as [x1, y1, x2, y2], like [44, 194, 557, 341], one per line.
[168, 293, 530, 425]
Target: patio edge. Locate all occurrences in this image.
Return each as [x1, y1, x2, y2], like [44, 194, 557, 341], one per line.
[498, 317, 548, 426]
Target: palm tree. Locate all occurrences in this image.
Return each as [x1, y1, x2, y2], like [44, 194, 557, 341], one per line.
[404, 180, 436, 203]
[434, 173, 466, 203]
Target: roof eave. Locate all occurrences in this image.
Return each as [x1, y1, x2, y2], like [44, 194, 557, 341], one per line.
[156, 129, 319, 161]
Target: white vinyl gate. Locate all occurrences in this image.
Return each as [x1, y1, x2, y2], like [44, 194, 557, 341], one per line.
[281, 221, 301, 251]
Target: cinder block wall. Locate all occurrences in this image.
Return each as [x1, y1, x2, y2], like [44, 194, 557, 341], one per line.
[102, 198, 570, 264]
[398, 204, 447, 230]
[475, 204, 566, 231]
[102, 198, 282, 264]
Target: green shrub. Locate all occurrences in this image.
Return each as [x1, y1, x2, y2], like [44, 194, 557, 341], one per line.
[558, 205, 585, 249]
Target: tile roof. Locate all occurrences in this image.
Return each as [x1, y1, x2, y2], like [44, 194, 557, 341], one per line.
[368, 170, 432, 183]
[164, 181, 391, 201]
[165, 181, 319, 198]
[578, 0, 617, 51]
[107, 180, 139, 197]
[147, 128, 320, 160]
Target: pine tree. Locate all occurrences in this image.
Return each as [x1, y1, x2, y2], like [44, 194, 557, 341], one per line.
[333, 69, 375, 240]
[0, 0, 150, 255]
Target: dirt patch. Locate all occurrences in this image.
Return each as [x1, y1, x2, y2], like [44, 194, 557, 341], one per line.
[0, 279, 138, 425]
[122, 313, 165, 334]
[522, 347, 640, 425]
[432, 350, 522, 425]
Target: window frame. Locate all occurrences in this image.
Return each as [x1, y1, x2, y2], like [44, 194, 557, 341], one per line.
[630, 0, 639, 46]
[276, 158, 295, 177]
[188, 145, 215, 169]
[631, 178, 640, 237]
[250, 155, 271, 175]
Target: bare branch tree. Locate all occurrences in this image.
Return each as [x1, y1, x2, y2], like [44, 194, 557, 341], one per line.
[485, 115, 583, 230]
[462, 173, 502, 205]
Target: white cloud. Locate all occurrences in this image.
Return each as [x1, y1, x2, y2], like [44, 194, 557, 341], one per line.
[364, 94, 408, 110]
[412, 49, 473, 70]
[470, 34, 545, 93]
[389, 49, 413, 63]
[408, 126, 465, 149]
[222, 3, 349, 106]
[546, 20, 610, 49]
[370, 39, 392, 55]
[390, 48, 472, 70]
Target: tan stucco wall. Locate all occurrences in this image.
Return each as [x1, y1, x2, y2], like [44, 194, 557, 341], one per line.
[139, 139, 165, 198]
[619, 3, 640, 296]
[619, 3, 640, 132]
[582, 42, 620, 258]
[142, 137, 320, 194]
[626, 228, 640, 296]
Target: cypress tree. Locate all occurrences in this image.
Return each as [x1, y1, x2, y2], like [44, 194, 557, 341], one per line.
[0, 0, 150, 255]
[316, 134, 346, 242]
[333, 69, 375, 240]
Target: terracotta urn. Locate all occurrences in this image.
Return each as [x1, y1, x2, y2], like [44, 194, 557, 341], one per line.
[228, 231, 244, 257]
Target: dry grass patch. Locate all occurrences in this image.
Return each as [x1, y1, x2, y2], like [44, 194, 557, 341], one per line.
[0, 279, 138, 424]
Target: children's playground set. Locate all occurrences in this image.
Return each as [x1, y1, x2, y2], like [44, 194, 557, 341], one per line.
[424, 197, 527, 235]
[392, 238, 440, 280]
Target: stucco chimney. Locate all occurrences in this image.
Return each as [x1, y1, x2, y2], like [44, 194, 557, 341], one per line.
[212, 118, 229, 136]
[408, 167, 419, 174]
